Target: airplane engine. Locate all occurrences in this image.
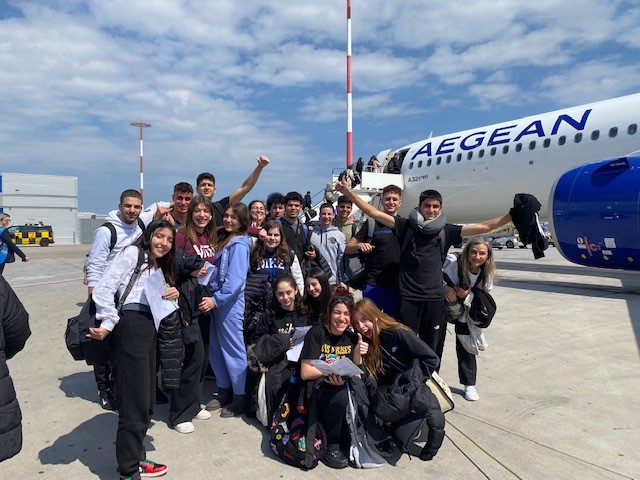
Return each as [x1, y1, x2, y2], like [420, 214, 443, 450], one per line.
[549, 155, 640, 271]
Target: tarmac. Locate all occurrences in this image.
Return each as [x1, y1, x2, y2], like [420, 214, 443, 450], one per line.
[1, 244, 639, 480]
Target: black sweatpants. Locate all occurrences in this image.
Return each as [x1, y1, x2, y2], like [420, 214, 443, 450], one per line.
[169, 331, 204, 427]
[454, 321, 477, 386]
[399, 298, 445, 362]
[109, 311, 156, 477]
[316, 384, 349, 447]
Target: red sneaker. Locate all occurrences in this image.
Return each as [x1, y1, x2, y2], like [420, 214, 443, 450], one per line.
[139, 459, 168, 478]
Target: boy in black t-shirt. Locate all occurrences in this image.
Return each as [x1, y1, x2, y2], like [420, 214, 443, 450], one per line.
[336, 180, 511, 361]
[196, 155, 270, 225]
[346, 184, 402, 315]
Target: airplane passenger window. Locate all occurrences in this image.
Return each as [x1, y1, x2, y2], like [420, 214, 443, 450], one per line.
[502, 145, 509, 154]
[456, 153, 462, 162]
[478, 149, 484, 158]
[490, 147, 496, 156]
[436, 156, 442, 165]
[409, 162, 413, 169]
[446, 155, 452, 163]
[543, 138, 551, 148]
[591, 130, 600, 140]
[629, 124, 638, 135]
[427, 159, 432, 167]
[574, 133, 583, 143]
[418, 160, 423, 168]
[609, 127, 618, 137]
[515, 143, 522, 152]
[529, 141, 536, 150]
[467, 151, 473, 160]
[558, 135, 566, 145]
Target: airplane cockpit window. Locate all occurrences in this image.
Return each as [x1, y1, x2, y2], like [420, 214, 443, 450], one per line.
[574, 133, 583, 143]
[446, 155, 452, 163]
[478, 149, 485, 158]
[515, 143, 522, 152]
[543, 139, 551, 148]
[436, 156, 442, 165]
[529, 141, 536, 150]
[502, 145, 509, 154]
[456, 153, 462, 162]
[609, 127, 618, 138]
[591, 130, 600, 141]
[558, 136, 566, 145]
[490, 147, 496, 156]
[628, 124, 637, 135]
[467, 151, 473, 160]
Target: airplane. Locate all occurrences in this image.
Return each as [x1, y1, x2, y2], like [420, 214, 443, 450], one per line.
[349, 93, 640, 271]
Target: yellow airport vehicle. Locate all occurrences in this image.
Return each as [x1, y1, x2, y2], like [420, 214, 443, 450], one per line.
[9, 225, 54, 247]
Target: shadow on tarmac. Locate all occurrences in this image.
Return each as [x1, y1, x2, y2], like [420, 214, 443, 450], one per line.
[59, 371, 96, 403]
[38, 414, 159, 479]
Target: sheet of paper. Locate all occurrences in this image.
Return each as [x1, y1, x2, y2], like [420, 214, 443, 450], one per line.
[197, 261, 215, 285]
[311, 357, 362, 377]
[285, 326, 311, 362]
[144, 269, 179, 328]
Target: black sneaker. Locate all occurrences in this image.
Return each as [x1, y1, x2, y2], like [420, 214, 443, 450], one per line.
[321, 446, 348, 469]
[106, 386, 118, 410]
[98, 389, 115, 411]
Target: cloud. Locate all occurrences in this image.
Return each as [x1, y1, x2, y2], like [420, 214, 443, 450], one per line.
[0, 0, 638, 213]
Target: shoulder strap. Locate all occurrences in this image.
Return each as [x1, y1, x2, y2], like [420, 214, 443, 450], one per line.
[137, 218, 145, 230]
[366, 218, 375, 241]
[438, 229, 446, 263]
[101, 222, 117, 251]
[116, 247, 146, 312]
[351, 222, 358, 238]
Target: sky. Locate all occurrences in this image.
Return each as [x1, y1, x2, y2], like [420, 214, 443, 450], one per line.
[1, 0, 639, 213]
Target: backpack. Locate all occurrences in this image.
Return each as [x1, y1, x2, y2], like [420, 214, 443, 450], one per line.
[102, 218, 145, 251]
[65, 247, 146, 364]
[468, 286, 496, 328]
[340, 219, 375, 290]
[0, 227, 14, 264]
[269, 378, 326, 469]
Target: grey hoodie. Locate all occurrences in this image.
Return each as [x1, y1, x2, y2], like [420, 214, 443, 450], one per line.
[309, 225, 346, 285]
[86, 204, 158, 287]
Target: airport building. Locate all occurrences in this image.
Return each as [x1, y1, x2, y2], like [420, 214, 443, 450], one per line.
[0, 172, 79, 243]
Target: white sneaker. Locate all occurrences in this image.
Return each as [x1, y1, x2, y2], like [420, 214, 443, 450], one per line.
[464, 385, 479, 401]
[174, 421, 195, 434]
[195, 409, 212, 420]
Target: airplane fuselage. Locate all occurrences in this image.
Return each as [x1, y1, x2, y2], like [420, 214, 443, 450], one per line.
[394, 94, 640, 222]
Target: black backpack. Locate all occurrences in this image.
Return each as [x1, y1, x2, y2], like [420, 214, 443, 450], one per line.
[468, 286, 496, 328]
[340, 219, 375, 290]
[269, 378, 326, 469]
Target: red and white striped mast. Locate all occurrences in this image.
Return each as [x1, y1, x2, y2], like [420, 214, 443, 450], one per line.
[346, 0, 353, 168]
[130, 122, 151, 201]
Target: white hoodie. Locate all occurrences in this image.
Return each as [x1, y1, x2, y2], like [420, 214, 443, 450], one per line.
[86, 204, 158, 287]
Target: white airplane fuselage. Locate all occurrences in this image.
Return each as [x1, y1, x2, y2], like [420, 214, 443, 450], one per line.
[392, 94, 640, 223]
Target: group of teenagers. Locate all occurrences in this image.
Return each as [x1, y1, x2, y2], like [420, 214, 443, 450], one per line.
[84, 155, 513, 479]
